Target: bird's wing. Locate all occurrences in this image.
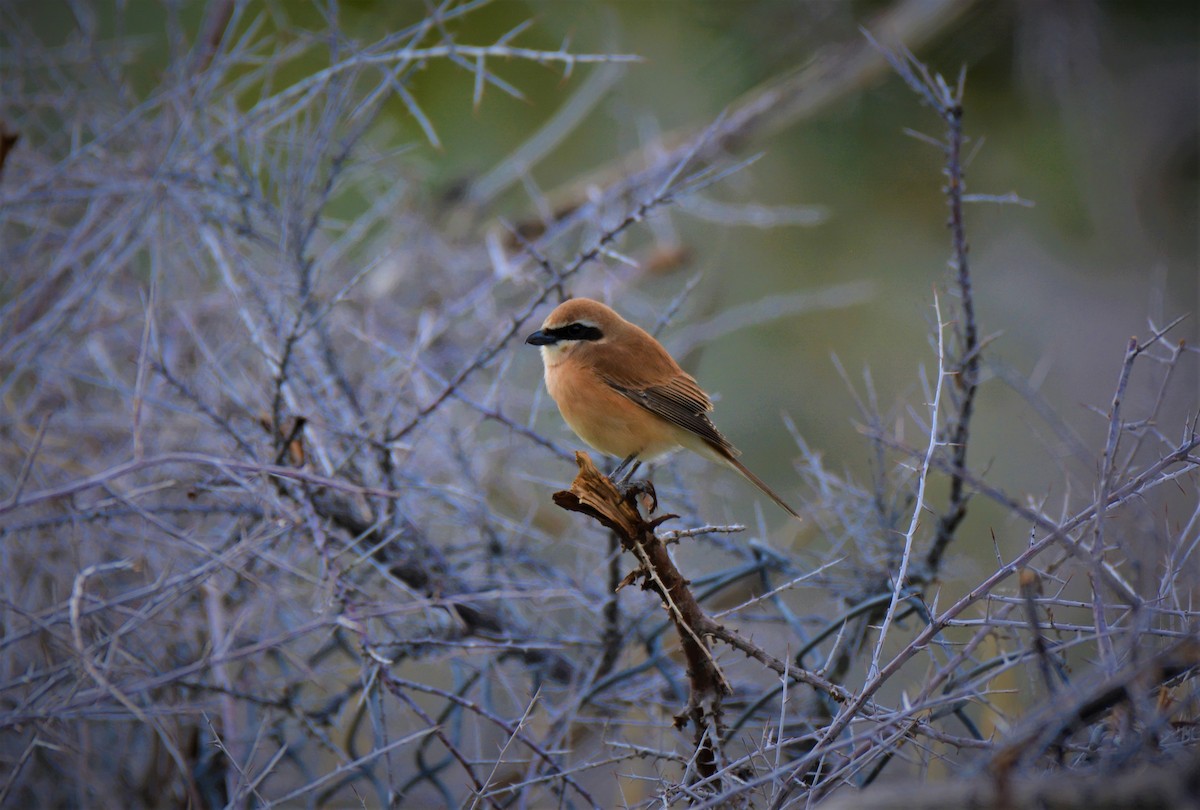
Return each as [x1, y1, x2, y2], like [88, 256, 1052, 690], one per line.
[601, 373, 738, 457]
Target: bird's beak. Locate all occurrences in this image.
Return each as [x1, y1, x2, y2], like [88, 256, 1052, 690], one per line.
[525, 330, 557, 346]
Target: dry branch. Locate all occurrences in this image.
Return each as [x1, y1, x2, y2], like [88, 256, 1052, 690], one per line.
[553, 451, 730, 780]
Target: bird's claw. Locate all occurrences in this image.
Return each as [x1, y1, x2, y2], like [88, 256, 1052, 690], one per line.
[614, 477, 657, 513]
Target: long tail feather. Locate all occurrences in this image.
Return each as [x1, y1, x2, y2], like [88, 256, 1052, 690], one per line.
[725, 455, 801, 520]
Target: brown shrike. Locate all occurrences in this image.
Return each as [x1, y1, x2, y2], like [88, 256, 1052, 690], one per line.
[526, 298, 800, 518]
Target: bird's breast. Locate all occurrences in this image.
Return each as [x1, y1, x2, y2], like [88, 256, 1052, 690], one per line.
[544, 361, 679, 460]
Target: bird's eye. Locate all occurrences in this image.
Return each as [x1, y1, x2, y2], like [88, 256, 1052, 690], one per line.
[549, 322, 601, 341]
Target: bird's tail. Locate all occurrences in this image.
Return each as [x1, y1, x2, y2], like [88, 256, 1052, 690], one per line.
[725, 455, 801, 520]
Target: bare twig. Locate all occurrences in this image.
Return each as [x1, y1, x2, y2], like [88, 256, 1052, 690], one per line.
[867, 292, 946, 678]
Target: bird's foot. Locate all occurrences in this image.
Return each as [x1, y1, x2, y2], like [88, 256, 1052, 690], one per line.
[614, 476, 657, 513]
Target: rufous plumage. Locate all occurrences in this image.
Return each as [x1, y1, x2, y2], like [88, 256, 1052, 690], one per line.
[526, 298, 799, 518]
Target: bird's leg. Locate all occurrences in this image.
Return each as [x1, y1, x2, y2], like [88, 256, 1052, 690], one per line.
[618, 460, 642, 485]
[611, 455, 640, 484]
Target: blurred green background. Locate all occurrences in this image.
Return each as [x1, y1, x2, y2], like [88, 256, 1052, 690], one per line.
[18, 0, 1197, 533]
[347, 0, 1199, 539]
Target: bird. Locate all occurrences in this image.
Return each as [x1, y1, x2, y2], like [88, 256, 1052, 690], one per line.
[525, 297, 800, 518]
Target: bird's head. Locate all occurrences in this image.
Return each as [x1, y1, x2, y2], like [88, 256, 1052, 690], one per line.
[525, 298, 621, 365]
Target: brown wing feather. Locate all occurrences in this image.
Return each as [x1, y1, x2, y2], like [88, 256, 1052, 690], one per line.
[602, 374, 737, 457]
